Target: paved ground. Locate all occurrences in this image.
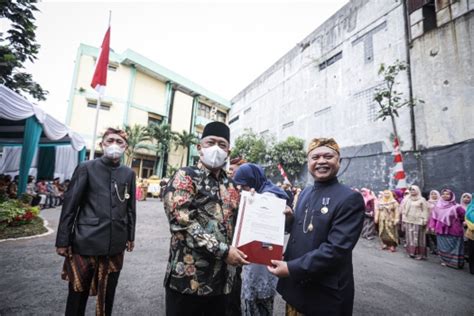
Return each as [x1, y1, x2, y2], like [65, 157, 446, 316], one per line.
[0, 199, 471, 315]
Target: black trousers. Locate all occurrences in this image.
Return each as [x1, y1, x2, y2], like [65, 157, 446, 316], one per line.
[65, 271, 120, 316]
[468, 239, 474, 274]
[225, 268, 242, 316]
[165, 287, 226, 316]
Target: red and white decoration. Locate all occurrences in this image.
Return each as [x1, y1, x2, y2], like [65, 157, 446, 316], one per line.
[277, 163, 291, 185]
[90, 26, 111, 96]
[392, 137, 407, 189]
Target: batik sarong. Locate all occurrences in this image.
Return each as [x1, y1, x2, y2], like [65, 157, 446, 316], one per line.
[437, 235, 464, 269]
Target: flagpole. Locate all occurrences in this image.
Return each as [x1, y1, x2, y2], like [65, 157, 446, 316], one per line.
[90, 97, 101, 160]
[89, 11, 112, 160]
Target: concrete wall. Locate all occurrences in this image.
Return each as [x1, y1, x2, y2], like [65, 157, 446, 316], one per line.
[410, 9, 474, 147]
[168, 91, 193, 169]
[231, 0, 473, 193]
[230, 0, 412, 152]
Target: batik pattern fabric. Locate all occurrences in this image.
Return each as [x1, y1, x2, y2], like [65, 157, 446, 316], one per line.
[163, 165, 240, 296]
[61, 253, 124, 316]
[376, 200, 399, 247]
[243, 296, 275, 316]
[405, 223, 427, 258]
[437, 235, 464, 269]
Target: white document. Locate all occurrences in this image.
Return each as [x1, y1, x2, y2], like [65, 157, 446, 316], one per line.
[232, 191, 286, 247]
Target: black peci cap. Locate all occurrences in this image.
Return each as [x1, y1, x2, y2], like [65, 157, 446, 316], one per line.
[201, 121, 230, 142]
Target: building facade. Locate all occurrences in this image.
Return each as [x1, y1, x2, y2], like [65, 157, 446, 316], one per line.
[229, 0, 473, 194]
[67, 44, 230, 178]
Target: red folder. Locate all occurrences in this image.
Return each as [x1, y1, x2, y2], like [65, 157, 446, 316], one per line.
[238, 241, 283, 266]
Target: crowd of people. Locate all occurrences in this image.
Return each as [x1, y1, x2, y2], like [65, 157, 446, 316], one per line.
[0, 174, 70, 208]
[38, 122, 471, 316]
[356, 186, 473, 274]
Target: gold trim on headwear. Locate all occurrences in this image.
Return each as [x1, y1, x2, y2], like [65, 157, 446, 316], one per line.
[307, 138, 340, 155]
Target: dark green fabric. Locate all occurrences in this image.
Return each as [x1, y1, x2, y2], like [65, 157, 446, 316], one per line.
[18, 117, 43, 195]
[37, 147, 56, 180]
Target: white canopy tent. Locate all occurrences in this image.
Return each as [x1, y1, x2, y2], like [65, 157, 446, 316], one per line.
[0, 84, 86, 195]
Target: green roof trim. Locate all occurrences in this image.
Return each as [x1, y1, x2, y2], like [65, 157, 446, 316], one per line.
[79, 44, 230, 109]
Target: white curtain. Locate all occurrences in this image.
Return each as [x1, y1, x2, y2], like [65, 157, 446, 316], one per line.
[0, 84, 86, 151]
[54, 145, 78, 182]
[0, 147, 38, 177]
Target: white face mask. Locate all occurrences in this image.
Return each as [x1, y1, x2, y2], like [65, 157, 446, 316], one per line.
[200, 145, 228, 169]
[104, 144, 125, 159]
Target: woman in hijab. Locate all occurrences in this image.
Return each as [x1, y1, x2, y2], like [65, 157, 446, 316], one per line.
[360, 188, 377, 240]
[375, 190, 400, 252]
[233, 163, 289, 316]
[428, 189, 466, 268]
[401, 185, 429, 260]
[464, 195, 474, 274]
[426, 190, 440, 254]
[460, 193, 472, 210]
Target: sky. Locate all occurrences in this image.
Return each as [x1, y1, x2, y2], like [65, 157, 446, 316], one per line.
[24, 0, 349, 123]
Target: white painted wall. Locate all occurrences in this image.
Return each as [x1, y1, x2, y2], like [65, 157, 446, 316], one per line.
[230, 0, 413, 151]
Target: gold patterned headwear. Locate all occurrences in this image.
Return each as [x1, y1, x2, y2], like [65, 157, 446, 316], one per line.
[307, 138, 340, 155]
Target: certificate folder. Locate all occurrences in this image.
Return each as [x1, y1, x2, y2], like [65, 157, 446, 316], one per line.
[232, 191, 286, 266]
[238, 241, 283, 266]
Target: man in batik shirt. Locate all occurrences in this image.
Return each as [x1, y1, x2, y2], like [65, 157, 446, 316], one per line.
[163, 121, 249, 316]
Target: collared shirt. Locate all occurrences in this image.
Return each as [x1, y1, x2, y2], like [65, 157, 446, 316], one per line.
[163, 164, 240, 296]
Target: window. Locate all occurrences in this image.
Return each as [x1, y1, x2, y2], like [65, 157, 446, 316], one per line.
[87, 100, 111, 111]
[229, 115, 239, 124]
[282, 121, 294, 129]
[108, 64, 118, 72]
[422, 1, 437, 33]
[243, 107, 252, 114]
[198, 103, 212, 119]
[216, 110, 226, 123]
[148, 113, 162, 126]
[319, 52, 342, 70]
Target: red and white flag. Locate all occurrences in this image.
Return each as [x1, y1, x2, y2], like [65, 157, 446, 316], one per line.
[90, 26, 111, 96]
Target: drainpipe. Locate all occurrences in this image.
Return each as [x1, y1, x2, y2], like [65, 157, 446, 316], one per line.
[402, 0, 417, 151]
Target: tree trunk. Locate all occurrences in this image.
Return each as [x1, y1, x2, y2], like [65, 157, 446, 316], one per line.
[390, 114, 399, 143]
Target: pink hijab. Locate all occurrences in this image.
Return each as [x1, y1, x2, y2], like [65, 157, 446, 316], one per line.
[430, 189, 458, 227]
[361, 188, 375, 205]
[427, 190, 440, 209]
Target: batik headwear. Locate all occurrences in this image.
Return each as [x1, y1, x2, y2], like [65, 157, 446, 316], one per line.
[381, 190, 396, 203]
[460, 192, 472, 209]
[307, 138, 340, 155]
[201, 121, 230, 142]
[229, 156, 247, 166]
[431, 189, 458, 227]
[233, 163, 288, 201]
[465, 194, 474, 231]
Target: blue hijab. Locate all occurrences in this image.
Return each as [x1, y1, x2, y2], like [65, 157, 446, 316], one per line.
[466, 193, 474, 231]
[233, 163, 288, 201]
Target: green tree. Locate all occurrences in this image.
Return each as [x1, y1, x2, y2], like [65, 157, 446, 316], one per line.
[123, 124, 150, 167]
[374, 60, 423, 143]
[266, 136, 306, 183]
[230, 129, 269, 164]
[147, 123, 175, 176]
[0, 0, 47, 101]
[173, 130, 198, 167]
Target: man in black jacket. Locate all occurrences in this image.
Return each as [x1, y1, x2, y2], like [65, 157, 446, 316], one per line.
[56, 127, 136, 316]
[268, 138, 364, 316]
